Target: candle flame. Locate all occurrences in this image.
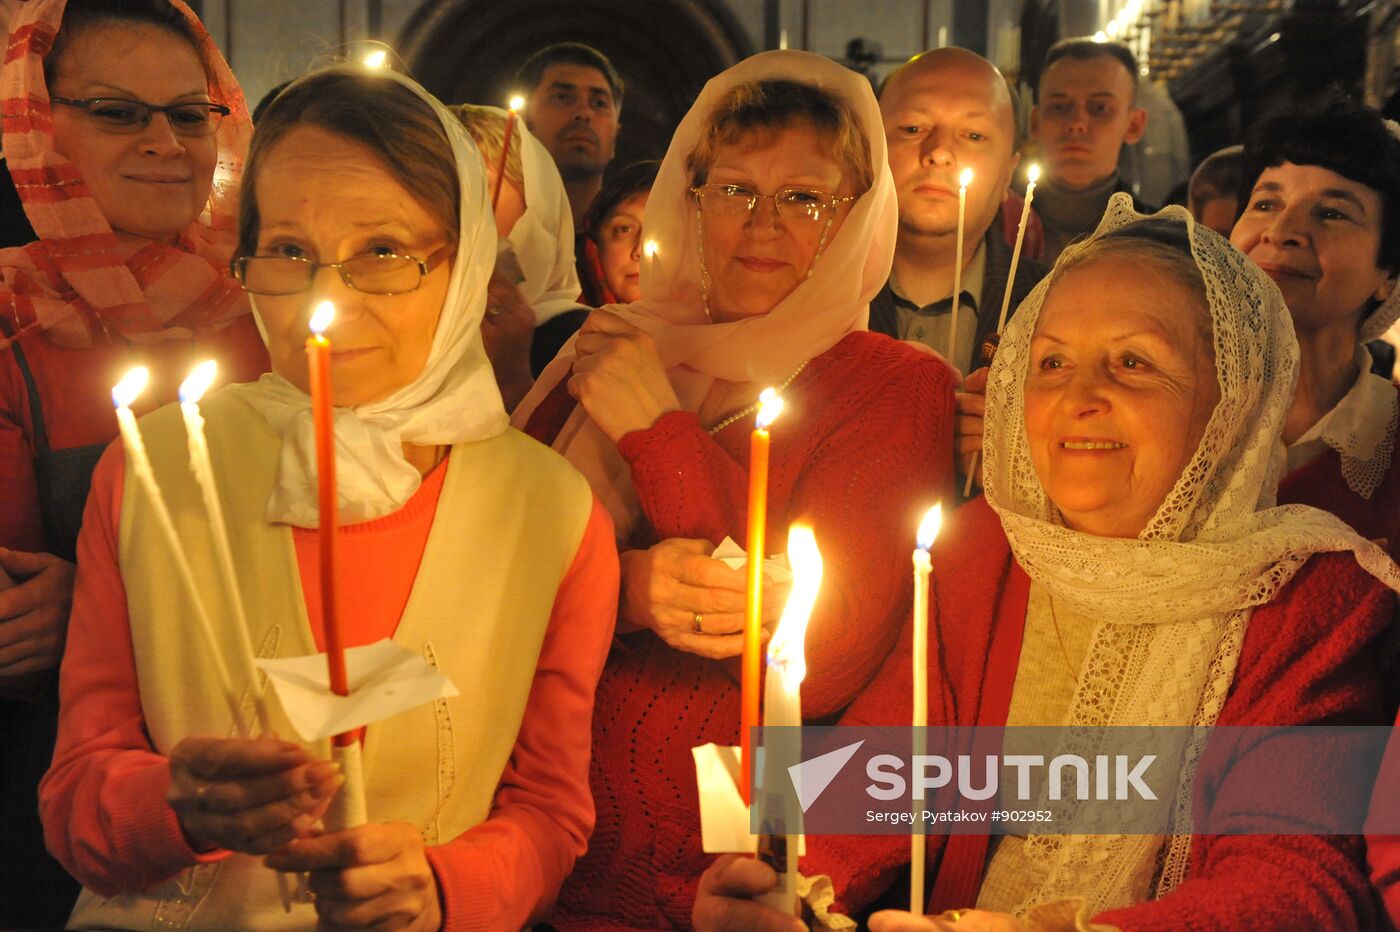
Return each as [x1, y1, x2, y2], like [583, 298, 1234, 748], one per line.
[1027, 163, 1041, 185]
[755, 388, 784, 430]
[767, 524, 823, 687]
[508, 94, 525, 112]
[178, 359, 218, 405]
[112, 366, 150, 409]
[958, 168, 973, 189]
[643, 239, 658, 258]
[309, 301, 335, 335]
[362, 49, 388, 69]
[916, 503, 943, 552]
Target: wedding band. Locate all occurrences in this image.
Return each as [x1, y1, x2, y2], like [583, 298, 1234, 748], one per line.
[195, 783, 210, 805]
[941, 909, 964, 922]
[485, 305, 504, 318]
[691, 612, 703, 634]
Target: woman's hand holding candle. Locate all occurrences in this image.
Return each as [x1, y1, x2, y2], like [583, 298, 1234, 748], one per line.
[167, 735, 342, 855]
[568, 310, 681, 442]
[954, 367, 988, 461]
[618, 539, 787, 658]
[692, 854, 805, 932]
[481, 270, 537, 412]
[266, 821, 441, 932]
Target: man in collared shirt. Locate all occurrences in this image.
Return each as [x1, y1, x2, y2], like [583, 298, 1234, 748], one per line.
[871, 47, 1047, 377]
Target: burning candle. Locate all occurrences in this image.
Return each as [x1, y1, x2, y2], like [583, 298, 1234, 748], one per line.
[362, 48, 388, 69]
[179, 361, 272, 735]
[741, 387, 785, 805]
[996, 163, 1039, 334]
[910, 504, 943, 915]
[949, 167, 973, 369]
[756, 524, 823, 916]
[113, 367, 247, 736]
[306, 303, 350, 741]
[492, 95, 525, 211]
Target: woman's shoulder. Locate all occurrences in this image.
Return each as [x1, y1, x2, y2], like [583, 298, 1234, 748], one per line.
[807, 331, 958, 398]
[1242, 552, 1393, 670]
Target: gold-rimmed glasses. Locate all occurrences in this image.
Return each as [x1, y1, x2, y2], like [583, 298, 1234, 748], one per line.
[233, 246, 453, 296]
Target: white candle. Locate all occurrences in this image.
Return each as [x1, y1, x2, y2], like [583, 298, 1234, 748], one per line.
[112, 367, 248, 737]
[910, 504, 943, 915]
[179, 361, 272, 735]
[996, 163, 1039, 334]
[950, 168, 973, 369]
[756, 524, 823, 917]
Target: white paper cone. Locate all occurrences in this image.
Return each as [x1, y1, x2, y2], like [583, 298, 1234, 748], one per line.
[325, 742, 367, 831]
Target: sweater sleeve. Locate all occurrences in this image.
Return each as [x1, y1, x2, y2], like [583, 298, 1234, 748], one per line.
[1096, 556, 1394, 931]
[38, 442, 224, 897]
[424, 496, 618, 931]
[618, 409, 750, 542]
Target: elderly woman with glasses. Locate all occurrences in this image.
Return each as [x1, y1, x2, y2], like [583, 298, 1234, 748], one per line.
[513, 51, 956, 928]
[0, 1, 268, 925]
[39, 64, 618, 931]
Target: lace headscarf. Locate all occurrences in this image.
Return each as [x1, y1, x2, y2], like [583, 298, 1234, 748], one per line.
[512, 50, 898, 539]
[229, 65, 507, 526]
[0, 0, 252, 349]
[982, 193, 1400, 915]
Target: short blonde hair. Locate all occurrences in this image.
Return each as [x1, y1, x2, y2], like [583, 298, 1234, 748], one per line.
[452, 104, 525, 192]
[686, 79, 873, 195]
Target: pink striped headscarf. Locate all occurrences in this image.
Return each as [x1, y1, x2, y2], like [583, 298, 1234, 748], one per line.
[0, 0, 252, 349]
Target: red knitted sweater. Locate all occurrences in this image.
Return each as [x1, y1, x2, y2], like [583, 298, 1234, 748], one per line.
[1278, 383, 1400, 563]
[526, 331, 957, 929]
[803, 497, 1394, 930]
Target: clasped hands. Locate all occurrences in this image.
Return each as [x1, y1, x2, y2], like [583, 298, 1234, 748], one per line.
[168, 735, 441, 930]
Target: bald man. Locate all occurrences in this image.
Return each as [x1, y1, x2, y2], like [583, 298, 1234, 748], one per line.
[871, 47, 1047, 376]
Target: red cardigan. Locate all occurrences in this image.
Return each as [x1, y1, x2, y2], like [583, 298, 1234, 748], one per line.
[526, 331, 957, 929]
[805, 497, 1394, 930]
[1278, 382, 1400, 563]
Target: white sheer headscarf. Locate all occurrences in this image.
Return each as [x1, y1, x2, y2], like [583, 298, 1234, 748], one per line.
[483, 106, 584, 325]
[982, 194, 1400, 915]
[231, 65, 507, 526]
[513, 50, 898, 539]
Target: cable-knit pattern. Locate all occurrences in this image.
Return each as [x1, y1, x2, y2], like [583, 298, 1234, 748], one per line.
[540, 331, 956, 929]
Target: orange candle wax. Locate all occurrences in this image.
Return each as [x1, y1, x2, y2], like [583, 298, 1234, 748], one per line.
[491, 97, 524, 211]
[741, 388, 784, 805]
[307, 302, 351, 745]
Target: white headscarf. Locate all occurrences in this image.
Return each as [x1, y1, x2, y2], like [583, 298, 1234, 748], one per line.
[487, 107, 584, 325]
[513, 50, 898, 539]
[230, 65, 508, 526]
[982, 194, 1400, 915]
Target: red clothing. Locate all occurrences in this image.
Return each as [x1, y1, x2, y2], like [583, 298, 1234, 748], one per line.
[40, 442, 619, 930]
[805, 497, 1394, 929]
[1277, 384, 1400, 563]
[0, 316, 268, 551]
[529, 331, 957, 928]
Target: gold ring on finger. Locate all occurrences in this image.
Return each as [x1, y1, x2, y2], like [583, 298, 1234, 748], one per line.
[691, 612, 703, 634]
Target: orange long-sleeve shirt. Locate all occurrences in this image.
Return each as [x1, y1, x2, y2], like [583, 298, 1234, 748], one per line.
[41, 441, 618, 930]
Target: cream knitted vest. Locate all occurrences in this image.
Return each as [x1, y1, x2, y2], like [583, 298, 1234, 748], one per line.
[70, 389, 593, 931]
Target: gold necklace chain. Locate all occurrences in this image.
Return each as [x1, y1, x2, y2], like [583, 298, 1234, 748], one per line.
[705, 361, 810, 436]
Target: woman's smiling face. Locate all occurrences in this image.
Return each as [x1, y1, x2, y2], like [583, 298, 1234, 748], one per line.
[1023, 257, 1220, 539]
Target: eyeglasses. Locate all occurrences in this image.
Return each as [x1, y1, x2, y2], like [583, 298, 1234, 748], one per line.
[689, 183, 857, 223]
[232, 246, 454, 296]
[49, 96, 231, 137]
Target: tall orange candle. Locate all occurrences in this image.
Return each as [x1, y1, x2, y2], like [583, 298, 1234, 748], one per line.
[307, 301, 351, 746]
[741, 387, 785, 805]
[492, 95, 524, 211]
